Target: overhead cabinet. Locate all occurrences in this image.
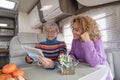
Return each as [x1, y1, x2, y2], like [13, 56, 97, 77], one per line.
[40, 0, 78, 21]
[29, 0, 77, 28]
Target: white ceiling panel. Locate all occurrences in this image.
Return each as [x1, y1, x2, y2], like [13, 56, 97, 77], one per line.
[18, 0, 39, 13]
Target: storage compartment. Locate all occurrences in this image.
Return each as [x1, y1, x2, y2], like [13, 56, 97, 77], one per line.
[0, 29, 14, 36]
[40, 0, 78, 21]
[0, 53, 9, 69]
[0, 18, 14, 28]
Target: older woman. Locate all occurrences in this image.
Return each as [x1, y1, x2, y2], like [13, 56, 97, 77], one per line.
[25, 22, 66, 69]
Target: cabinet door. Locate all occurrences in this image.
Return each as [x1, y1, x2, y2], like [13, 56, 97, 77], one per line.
[29, 6, 42, 28]
[0, 19, 14, 28]
[0, 29, 14, 36]
[40, 0, 59, 18]
[40, 0, 77, 21]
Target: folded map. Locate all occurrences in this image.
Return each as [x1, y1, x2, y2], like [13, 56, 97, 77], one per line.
[24, 46, 44, 62]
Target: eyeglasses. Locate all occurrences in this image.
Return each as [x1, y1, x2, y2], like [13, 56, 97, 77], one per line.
[46, 30, 57, 34]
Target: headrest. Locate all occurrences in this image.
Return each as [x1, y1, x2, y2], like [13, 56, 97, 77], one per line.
[57, 33, 64, 41]
[18, 32, 39, 44]
[38, 33, 46, 42]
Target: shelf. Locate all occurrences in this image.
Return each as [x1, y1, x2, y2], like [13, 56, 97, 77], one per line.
[0, 35, 14, 37]
[0, 49, 9, 54]
[0, 27, 14, 30]
[0, 28, 14, 36]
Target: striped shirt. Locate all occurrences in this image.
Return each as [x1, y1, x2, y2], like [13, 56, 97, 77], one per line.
[35, 38, 66, 62]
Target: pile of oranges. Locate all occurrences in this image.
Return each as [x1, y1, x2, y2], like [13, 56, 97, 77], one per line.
[0, 63, 26, 80]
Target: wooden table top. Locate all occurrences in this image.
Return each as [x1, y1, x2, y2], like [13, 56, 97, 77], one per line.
[0, 49, 9, 53]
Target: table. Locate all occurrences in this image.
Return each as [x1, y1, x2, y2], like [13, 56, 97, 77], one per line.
[22, 63, 108, 80]
[0, 49, 9, 69]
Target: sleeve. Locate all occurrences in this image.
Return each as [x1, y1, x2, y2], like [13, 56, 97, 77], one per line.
[59, 42, 67, 54]
[45, 61, 58, 70]
[81, 39, 107, 67]
[69, 40, 77, 60]
[35, 43, 42, 49]
[51, 42, 67, 69]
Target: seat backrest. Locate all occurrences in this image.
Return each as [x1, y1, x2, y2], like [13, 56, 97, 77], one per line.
[38, 33, 46, 42]
[57, 33, 65, 41]
[9, 32, 65, 67]
[9, 32, 39, 66]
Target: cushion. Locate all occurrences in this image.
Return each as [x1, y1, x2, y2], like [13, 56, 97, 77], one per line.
[18, 32, 38, 44]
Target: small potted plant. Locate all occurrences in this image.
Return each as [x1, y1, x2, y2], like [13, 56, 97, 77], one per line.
[59, 54, 75, 75]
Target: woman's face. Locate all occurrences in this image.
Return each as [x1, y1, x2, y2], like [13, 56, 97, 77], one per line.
[72, 22, 83, 39]
[45, 27, 58, 40]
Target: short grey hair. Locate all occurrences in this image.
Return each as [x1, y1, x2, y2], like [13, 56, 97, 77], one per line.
[43, 22, 59, 33]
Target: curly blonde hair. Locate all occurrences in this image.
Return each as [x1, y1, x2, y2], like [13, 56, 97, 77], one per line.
[71, 16, 101, 41]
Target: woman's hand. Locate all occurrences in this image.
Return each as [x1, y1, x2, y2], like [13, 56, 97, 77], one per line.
[38, 56, 54, 68]
[81, 32, 91, 42]
[35, 44, 41, 48]
[25, 55, 33, 64]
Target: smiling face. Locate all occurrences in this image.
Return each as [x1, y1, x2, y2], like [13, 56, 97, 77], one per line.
[45, 27, 58, 40]
[72, 22, 83, 39]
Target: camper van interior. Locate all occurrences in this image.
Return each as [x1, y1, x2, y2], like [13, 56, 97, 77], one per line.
[0, 0, 120, 80]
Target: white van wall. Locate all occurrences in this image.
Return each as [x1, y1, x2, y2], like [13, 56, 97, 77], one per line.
[61, 4, 120, 80]
[18, 12, 41, 33]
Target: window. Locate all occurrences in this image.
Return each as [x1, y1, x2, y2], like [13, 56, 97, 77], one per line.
[0, 0, 19, 11]
[63, 24, 73, 50]
[92, 13, 108, 42]
[63, 5, 118, 50]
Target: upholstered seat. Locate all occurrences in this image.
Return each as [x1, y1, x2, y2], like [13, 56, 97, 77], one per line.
[9, 32, 39, 66]
[9, 32, 64, 67]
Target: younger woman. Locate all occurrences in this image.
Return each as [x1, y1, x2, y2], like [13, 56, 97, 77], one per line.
[70, 16, 112, 80]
